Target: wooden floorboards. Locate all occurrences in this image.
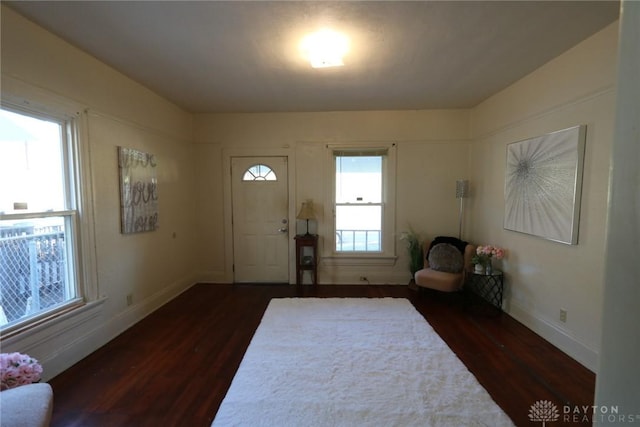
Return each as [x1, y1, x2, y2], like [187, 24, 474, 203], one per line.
[48, 284, 595, 426]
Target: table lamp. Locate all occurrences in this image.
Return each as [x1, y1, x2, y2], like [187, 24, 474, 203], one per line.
[297, 200, 316, 236]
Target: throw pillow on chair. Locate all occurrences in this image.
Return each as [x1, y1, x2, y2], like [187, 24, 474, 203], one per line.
[427, 243, 464, 273]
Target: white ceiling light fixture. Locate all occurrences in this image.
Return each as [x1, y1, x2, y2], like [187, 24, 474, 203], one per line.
[300, 29, 349, 68]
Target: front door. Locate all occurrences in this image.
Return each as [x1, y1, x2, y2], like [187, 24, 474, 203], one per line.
[231, 156, 289, 283]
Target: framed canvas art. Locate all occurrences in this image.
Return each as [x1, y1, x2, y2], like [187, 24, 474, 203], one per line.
[118, 147, 159, 234]
[504, 125, 586, 245]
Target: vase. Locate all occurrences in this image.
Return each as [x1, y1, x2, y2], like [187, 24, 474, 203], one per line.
[485, 259, 493, 275]
[474, 264, 484, 274]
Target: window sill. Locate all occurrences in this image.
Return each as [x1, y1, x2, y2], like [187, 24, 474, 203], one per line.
[321, 254, 398, 267]
[0, 298, 106, 344]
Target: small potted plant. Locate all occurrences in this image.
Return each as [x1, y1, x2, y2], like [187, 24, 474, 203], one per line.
[473, 245, 506, 274]
[471, 253, 486, 273]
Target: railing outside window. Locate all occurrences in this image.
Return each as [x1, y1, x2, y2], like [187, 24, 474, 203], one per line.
[335, 229, 381, 252]
[0, 220, 70, 327]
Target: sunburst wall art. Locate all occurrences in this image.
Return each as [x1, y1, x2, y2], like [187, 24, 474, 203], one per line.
[504, 125, 586, 245]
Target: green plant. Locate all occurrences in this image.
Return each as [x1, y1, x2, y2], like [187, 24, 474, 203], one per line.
[401, 228, 424, 276]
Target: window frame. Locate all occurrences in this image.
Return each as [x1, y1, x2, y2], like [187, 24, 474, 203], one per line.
[0, 92, 95, 337]
[324, 143, 397, 266]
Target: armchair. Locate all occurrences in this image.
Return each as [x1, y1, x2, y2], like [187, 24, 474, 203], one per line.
[414, 236, 475, 293]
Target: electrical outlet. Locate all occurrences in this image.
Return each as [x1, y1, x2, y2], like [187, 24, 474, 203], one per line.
[126, 294, 133, 306]
[560, 309, 567, 323]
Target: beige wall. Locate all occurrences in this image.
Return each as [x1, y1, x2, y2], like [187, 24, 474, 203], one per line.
[1, 6, 198, 379]
[468, 22, 619, 370]
[193, 110, 471, 284]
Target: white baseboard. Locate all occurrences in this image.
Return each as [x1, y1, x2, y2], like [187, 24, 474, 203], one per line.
[196, 270, 229, 283]
[194, 271, 412, 285]
[7, 275, 197, 381]
[102, 274, 196, 341]
[316, 271, 411, 285]
[508, 302, 598, 372]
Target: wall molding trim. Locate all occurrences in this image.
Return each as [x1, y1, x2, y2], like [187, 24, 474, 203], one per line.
[471, 85, 615, 140]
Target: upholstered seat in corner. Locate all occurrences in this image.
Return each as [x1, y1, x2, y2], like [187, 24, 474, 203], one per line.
[0, 383, 53, 427]
[414, 236, 475, 293]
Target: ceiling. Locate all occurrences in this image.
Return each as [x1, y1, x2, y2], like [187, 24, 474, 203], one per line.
[6, 1, 619, 113]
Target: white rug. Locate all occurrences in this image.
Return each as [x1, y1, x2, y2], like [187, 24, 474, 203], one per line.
[212, 298, 514, 427]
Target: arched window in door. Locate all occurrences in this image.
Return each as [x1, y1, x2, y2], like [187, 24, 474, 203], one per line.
[242, 164, 277, 181]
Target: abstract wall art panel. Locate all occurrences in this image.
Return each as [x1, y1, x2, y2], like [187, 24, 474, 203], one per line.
[118, 147, 159, 234]
[504, 125, 586, 245]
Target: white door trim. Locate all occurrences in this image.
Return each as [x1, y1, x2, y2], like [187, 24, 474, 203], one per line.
[222, 147, 296, 284]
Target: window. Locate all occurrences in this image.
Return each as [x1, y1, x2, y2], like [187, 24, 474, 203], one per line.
[242, 164, 277, 181]
[0, 106, 83, 333]
[330, 145, 396, 259]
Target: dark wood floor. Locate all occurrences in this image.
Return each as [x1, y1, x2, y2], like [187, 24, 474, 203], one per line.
[49, 284, 595, 427]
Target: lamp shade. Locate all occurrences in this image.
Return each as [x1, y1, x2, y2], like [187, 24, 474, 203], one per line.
[297, 201, 316, 220]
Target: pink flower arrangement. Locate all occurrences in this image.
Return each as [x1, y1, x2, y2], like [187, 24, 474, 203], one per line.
[476, 245, 505, 260]
[0, 352, 43, 391]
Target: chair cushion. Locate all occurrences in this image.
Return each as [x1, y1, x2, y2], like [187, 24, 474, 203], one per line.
[0, 383, 53, 427]
[414, 268, 463, 292]
[428, 243, 464, 273]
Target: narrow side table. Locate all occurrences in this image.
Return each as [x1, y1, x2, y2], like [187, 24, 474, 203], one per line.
[465, 270, 504, 315]
[294, 234, 318, 285]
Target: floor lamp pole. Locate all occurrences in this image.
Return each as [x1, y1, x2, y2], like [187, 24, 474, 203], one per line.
[458, 197, 464, 240]
[456, 180, 469, 240]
